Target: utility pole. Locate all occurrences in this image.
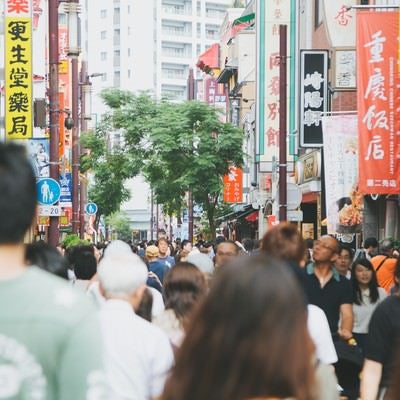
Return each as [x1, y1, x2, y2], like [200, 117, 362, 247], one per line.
[68, 0, 80, 234]
[79, 60, 88, 239]
[187, 68, 195, 243]
[48, 0, 60, 247]
[279, 25, 288, 222]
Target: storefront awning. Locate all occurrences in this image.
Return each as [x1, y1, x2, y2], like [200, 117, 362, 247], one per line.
[216, 204, 256, 224]
[233, 12, 255, 26]
[196, 43, 219, 73]
[217, 63, 238, 84]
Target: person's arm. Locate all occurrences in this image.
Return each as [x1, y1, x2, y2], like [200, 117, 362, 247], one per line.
[338, 303, 353, 340]
[360, 359, 382, 400]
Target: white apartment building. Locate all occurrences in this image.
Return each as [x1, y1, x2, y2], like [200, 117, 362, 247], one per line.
[83, 0, 231, 240]
[156, 0, 231, 100]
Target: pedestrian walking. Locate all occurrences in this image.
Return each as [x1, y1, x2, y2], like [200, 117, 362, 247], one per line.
[0, 142, 107, 399]
[162, 255, 322, 400]
[98, 251, 174, 399]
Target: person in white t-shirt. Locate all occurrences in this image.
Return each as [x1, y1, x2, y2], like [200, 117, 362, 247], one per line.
[98, 251, 174, 400]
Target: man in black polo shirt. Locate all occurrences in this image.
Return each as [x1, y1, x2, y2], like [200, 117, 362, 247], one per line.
[304, 235, 353, 340]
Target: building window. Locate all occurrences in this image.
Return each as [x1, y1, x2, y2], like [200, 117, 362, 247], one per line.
[128, 69, 131, 78]
[101, 73, 107, 81]
[197, 23, 201, 38]
[114, 71, 120, 87]
[360, 0, 369, 4]
[114, 29, 120, 46]
[114, 7, 120, 25]
[101, 31, 106, 40]
[128, 5, 131, 13]
[100, 51, 107, 61]
[196, 44, 201, 55]
[128, 48, 131, 57]
[100, 9, 107, 18]
[128, 26, 131, 35]
[197, 1, 201, 16]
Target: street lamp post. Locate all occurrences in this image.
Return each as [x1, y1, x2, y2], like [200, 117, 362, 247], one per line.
[48, 0, 60, 247]
[65, 0, 81, 234]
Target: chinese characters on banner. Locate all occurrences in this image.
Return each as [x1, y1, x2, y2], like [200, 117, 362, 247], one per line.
[260, 0, 291, 168]
[204, 76, 227, 122]
[5, 0, 33, 140]
[357, 11, 400, 194]
[323, 1, 356, 47]
[299, 51, 328, 147]
[223, 166, 243, 203]
[322, 115, 362, 235]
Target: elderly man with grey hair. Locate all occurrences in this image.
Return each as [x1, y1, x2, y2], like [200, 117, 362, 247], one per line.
[98, 251, 174, 400]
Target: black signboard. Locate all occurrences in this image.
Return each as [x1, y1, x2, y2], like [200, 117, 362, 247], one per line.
[299, 50, 329, 147]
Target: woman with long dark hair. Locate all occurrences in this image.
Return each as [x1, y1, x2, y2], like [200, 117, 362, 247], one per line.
[351, 257, 386, 352]
[153, 262, 207, 349]
[162, 255, 317, 400]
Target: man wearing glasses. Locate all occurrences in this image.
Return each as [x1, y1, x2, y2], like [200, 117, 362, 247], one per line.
[304, 235, 353, 341]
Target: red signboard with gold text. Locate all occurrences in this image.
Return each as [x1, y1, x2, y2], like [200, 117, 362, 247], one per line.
[223, 166, 243, 203]
[357, 11, 400, 194]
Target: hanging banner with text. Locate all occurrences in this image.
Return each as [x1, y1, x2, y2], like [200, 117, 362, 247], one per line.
[357, 11, 400, 194]
[299, 50, 329, 147]
[5, 0, 33, 140]
[322, 115, 362, 235]
[223, 166, 243, 203]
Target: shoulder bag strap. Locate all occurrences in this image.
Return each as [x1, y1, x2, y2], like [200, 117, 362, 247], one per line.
[375, 256, 388, 273]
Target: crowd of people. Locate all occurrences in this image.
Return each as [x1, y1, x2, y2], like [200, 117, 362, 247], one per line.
[1, 142, 400, 399]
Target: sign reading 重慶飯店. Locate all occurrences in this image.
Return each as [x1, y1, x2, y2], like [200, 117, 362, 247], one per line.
[5, 0, 33, 140]
[299, 50, 329, 147]
[357, 11, 400, 194]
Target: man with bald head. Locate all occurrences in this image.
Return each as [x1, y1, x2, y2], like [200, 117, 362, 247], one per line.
[303, 235, 353, 340]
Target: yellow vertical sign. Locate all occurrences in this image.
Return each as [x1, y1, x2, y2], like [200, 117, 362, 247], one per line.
[5, 2, 33, 139]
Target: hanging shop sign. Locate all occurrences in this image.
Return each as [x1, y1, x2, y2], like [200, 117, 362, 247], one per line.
[357, 11, 400, 194]
[332, 48, 356, 90]
[322, 114, 362, 235]
[299, 50, 329, 147]
[223, 166, 243, 203]
[5, 0, 33, 140]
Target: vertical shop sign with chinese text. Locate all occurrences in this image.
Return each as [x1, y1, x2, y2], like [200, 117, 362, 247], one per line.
[299, 50, 328, 147]
[259, 0, 292, 170]
[357, 11, 400, 194]
[5, 0, 33, 140]
[223, 166, 243, 203]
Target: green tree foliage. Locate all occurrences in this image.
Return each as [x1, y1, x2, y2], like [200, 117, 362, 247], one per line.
[105, 212, 132, 242]
[81, 89, 244, 239]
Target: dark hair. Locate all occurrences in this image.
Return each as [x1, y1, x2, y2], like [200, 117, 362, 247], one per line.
[364, 237, 378, 249]
[136, 288, 153, 322]
[163, 262, 207, 326]
[242, 237, 254, 252]
[339, 244, 354, 259]
[66, 245, 97, 280]
[0, 143, 36, 243]
[351, 258, 380, 305]
[261, 222, 306, 265]
[162, 255, 314, 400]
[25, 241, 68, 279]
[181, 239, 191, 249]
[215, 240, 239, 255]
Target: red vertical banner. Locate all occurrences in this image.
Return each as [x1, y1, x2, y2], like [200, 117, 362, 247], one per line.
[357, 11, 400, 194]
[223, 166, 243, 203]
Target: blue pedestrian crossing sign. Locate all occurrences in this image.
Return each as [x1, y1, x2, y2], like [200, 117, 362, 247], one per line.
[36, 178, 61, 206]
[85, 202, 98, 215]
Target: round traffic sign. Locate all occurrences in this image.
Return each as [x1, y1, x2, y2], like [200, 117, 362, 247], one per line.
[85, 202, 98, 215]
[36, 178, 61, 205]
